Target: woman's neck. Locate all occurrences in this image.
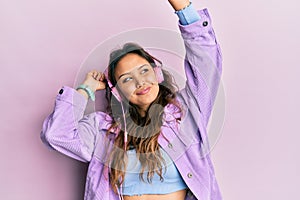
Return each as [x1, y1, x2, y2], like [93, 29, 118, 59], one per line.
[137, 106, 148, 117]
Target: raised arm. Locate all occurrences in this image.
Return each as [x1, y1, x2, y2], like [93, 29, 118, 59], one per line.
[40, 70, 112, 163]
[176, 6, 223, 128]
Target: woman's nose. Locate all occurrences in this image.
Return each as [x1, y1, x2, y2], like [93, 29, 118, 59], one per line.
[136, 78, 145, 88]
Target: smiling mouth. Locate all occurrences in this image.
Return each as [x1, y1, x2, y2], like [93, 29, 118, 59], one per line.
[136, 87, 151, 95]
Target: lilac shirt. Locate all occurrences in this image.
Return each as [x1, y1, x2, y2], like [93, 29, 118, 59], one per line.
[41, 8, 223, 200]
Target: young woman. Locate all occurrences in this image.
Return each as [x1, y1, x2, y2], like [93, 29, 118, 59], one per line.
[41, 1, 223, 199]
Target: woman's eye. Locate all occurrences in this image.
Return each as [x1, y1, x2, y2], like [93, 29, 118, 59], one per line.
[122, 77, 132, 83]
[141, 68, 149, 74]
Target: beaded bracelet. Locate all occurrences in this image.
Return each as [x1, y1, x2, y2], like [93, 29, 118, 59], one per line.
[76, 84, 95, 101]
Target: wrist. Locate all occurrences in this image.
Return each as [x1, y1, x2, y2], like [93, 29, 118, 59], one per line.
[175, 2, 200, 25]
[76, 84, 95, 101]
[76, 88, 89, 100]
[168, 0, 190, 11]
[82, 81, 97, 93]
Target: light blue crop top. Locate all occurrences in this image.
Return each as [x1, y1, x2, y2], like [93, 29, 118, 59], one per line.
[120, 146, 188, 196]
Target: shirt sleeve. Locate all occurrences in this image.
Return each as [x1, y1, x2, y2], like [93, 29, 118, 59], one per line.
[175, 2, 201, 25]
[178, 8, 223, 128]
[40, 86, 113, 163]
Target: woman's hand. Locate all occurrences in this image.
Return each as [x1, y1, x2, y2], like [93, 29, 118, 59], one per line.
[81, 70, 106, 92]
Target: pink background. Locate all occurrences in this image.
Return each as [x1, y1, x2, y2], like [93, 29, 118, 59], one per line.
[1, 0, 299, 199]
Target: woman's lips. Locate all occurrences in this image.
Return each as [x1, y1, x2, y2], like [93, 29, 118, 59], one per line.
[136, 87, 151, 95]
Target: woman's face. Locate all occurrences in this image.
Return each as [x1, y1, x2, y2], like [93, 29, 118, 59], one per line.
[114, 53, 159, 113]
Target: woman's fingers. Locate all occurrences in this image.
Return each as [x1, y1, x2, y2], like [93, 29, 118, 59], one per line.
[95, 72, 101, 80]
[88, 70, 103, 80]
[87, 71, 95, 79]
[85, 70, 106, 91]
[99, 73, 105, 81]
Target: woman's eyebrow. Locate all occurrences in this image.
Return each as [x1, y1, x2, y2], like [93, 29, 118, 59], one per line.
[118, 64, 149, 80]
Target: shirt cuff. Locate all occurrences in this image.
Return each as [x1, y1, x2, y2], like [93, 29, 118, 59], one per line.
[175, 2, 201, 25]
[178, 8, 212, 39]
[57, 86, 88, 110]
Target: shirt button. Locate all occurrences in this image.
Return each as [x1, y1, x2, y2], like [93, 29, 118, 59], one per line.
[168, 143, 173, 149]
[187, 172, 193, 178]
[59, 89, 64, 94]
[202, 21, 208, 27]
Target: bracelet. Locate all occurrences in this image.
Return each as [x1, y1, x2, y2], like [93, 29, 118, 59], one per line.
[76, 84, 95, 101]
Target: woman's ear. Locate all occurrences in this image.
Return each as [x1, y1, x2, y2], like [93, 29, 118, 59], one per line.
[154, 66, 164, 83]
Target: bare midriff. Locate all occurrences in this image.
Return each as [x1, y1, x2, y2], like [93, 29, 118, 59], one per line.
[123, 189, 187, 200]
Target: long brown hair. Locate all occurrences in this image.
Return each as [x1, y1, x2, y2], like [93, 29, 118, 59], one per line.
[105, 43, 180, 193]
